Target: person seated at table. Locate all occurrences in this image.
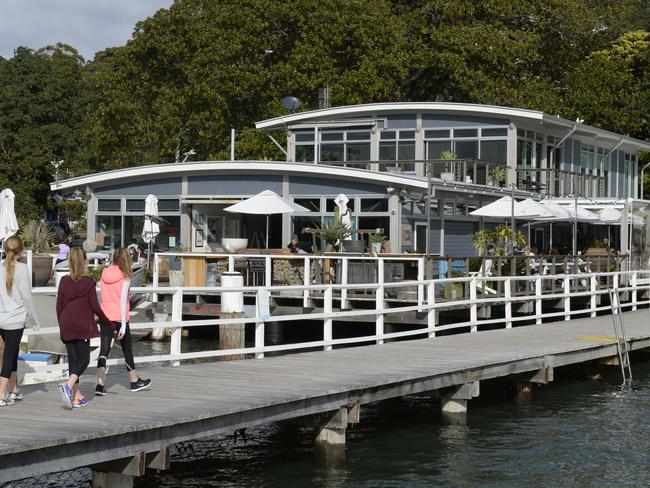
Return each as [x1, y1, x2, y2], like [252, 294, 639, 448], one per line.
[522, 245, 535, 257]
[287, 234, 307, 254]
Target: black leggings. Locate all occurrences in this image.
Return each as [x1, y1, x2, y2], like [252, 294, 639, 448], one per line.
[64, 339, 90, 377]
[97, 322, 135, 372]
[0, 328, 24, 379]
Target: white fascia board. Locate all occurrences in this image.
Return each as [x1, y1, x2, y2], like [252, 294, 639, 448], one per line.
[50, 160, 534, 199]
[255, 102, 543, 130]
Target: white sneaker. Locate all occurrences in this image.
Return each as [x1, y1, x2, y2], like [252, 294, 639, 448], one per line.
[10, 389, 23, 401]
[0, 396, 15, 407]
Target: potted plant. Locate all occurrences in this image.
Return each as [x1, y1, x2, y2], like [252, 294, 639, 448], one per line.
[439, 149, 457, 181]
[320, 217, 352, 252]
[489, 165, 507, 187]
[19, 221, 54, 286]
[369, 233, 386, 255]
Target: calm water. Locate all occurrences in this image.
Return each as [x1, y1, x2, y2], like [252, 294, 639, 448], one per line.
[134, 354, 650, 488]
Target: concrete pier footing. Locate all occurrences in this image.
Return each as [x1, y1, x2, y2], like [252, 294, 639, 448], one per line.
[314, 407, 348, 467]
[440, 381, 479, 425]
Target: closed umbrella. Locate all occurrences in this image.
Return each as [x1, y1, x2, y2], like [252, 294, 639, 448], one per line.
[142, 194, 160, 268]
[224, 190, 310, 248]
[334, 193, 352, 246]
[0, 188, 19, 243]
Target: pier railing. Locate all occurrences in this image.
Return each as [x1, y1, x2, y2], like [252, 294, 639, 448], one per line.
[24, 267, 650, 377]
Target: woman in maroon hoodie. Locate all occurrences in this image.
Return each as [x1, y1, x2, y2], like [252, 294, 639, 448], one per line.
[56, 247, 114, 409]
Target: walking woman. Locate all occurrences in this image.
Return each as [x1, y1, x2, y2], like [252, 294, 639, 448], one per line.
[0, 236, 40, 406]
[96, 247, 151, 395]
[56, 247, 114, 409]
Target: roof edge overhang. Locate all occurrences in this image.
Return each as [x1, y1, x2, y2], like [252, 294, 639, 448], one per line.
[255, 102, 650, 152]
[49, 160, 533, 199]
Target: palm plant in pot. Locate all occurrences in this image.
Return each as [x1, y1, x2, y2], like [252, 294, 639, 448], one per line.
[369, 233, 386, 255]
[19, 221, 54, 286]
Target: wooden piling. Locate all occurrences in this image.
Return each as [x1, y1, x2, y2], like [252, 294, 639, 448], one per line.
[219, 312, 245, 360]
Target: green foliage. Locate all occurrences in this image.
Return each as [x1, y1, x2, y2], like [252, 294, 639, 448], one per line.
[370, 233, 386, 243]
[489, 166, 507, 186]
[19, 221, 54, 255]
[88, 265, 106, 281]
[472, 224, 525, 256]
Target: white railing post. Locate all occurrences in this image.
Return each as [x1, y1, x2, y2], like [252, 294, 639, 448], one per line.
[376, 259, 385, 344]
[535, 276, 542, 325]
[563, 276, 571, 321]
[590, 275, 597, 317]
[632, 271, 638, 311]
[170, 288, 183, 367]
[427, 282, 436, 338]
[26, 250, 33, 288]
[255, 289, 266, 359]
[341, 257, 348, 310]
[228, 255, 235, 272]
[323, 286, 333, 351]
[152, 253, 159, 303]
[265, 256, 272, 288]
[417, 257, 425, 310]
[504, 278, 512, 328]
[470, 278, 478, 333]
[303, 257, 310, 308]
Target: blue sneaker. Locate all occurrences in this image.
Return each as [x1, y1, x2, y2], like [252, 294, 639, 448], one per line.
[58, 383, 73, 410]
[72, 396, 88, 408]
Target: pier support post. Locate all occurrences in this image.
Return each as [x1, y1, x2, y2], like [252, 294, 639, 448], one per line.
[314, 407, 347, 467]
[514, 367, 553, 402]
[440, 381, 479, 425]
[91, 452, 145, 488]
[219, 313, 245, 360]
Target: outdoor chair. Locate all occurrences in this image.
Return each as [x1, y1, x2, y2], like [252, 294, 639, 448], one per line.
[470, 258, 496, 295]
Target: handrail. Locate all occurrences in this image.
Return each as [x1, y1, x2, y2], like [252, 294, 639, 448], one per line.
[23, 268, 650, 376]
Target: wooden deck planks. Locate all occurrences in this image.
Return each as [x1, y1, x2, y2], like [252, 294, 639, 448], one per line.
[1, 309, 649, 481]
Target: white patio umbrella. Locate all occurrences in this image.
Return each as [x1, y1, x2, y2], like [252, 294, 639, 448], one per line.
[142, 194, 160, 244]
[469, 196, 541, 218]
[598, 207, 621, 224]
[224, 190, 310, 248]
[0, 188, 19, 243]
[518, 199, 556, 243]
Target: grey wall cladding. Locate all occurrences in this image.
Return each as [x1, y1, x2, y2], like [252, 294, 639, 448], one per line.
[289, 176, 386, 195]
[187, 174, 282, 195]
[94, 177, 181, 196]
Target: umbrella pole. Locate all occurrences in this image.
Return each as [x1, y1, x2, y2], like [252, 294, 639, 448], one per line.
[265, 215, 269, 249]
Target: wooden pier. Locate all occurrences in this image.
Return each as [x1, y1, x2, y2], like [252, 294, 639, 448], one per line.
[2, 310, 650, 486]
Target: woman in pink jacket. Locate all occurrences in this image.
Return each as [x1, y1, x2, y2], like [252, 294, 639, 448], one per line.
[95, 247, 151, 395]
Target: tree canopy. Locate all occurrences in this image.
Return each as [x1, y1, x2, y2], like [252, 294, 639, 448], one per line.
[0, 0, 648, 218]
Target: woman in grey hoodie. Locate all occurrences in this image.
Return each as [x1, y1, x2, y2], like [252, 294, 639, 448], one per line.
[0, 236, 40, 406]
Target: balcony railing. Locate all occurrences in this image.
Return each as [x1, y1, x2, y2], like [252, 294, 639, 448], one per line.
[516, 168, 605, 198]
[313, 159, 499, 187]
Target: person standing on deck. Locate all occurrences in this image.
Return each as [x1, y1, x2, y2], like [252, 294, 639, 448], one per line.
[95, 247, 151, 395]
[56, 247, 114, 409]
[0, 237, 40, 406]
[53, 237, 70, 265]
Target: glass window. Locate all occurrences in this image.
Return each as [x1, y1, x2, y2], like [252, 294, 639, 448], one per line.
[158, 199, 180, 212]
[482, 128, 508, 137]
[455, 140, 478, 159]
[398, 141, 415, 160]
[424, 129, 450, 139]
[97, 199, 121, 212]
[481, 140, 507, 164]
[380, 130, 396, 140]
[95, 215, 121, 250]
[295, 145, 314, 162]
[360, 198, 388, 212]
[443, 202, 454, 216]
[346, 142, 370, 161]
[454, 128, 478, 138]
[399, 131, 415, 140]
[379, 141, 397, 160]
[320, 144, 345, 161]
[125, 199, 145, 212]
[292, 216, 322, 252]
[347, 131, 370, 141]
[427, 141, 452, 159]
[295, 132, 314, 142]
[455, 203, 467, 216]
[358, 216, 390, 240]
[295, 198, 321, 212]
[321, 132, 343, 141]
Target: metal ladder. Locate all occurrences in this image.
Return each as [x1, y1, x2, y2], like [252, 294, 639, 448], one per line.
[608, 288, 633, 382]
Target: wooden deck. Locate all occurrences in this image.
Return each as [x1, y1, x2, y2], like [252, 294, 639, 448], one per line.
[2, 310, 650, 483]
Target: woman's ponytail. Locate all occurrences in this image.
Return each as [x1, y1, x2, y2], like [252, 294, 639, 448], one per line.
[3, 236, 23, 294]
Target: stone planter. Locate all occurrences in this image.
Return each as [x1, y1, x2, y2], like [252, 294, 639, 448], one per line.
[31, 255, 53, 287]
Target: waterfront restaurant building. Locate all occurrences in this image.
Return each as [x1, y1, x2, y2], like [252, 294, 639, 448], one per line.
[50, 103, 650, 257]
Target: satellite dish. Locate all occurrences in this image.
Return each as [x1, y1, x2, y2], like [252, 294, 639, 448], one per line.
[281, 96, 301, 113]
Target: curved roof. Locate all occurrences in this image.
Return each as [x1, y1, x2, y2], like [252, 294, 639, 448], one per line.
[255, 102, 650, 150]
[49, 160, 529, 198]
